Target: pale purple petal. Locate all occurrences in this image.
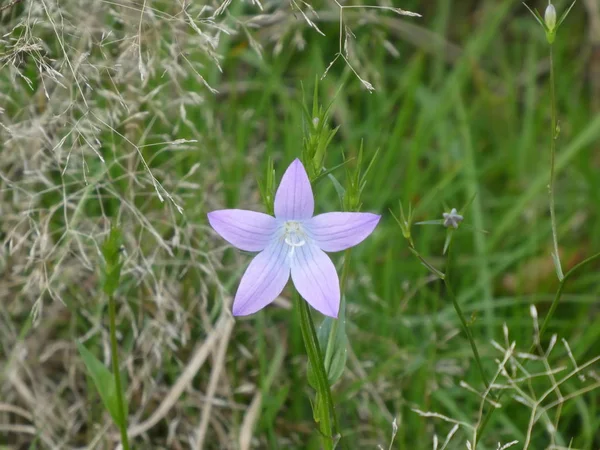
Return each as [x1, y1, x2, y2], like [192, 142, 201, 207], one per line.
[291, 244, 340, 317]
[274, 159, 314, 220]
[306, 212, 381, 252]
[233, 242, 291, 316]
[208, 209, 277, 252]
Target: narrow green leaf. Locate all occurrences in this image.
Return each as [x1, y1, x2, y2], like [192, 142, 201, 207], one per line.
[327, 174, 346, 209]
[415, 219, 445, 226]
[257, 157, 275, 215]
[523, 3, 547, 30]
[408, 247, 446, 280]
[307, 356, 318, 390]
[322, 125, 340, 153]
[307, 300, 348, 387]
[552, 251, 565, 281]
[390, 203, 414, 243]
[459, 193, 477, 215]
[77, 342, 126, 427]
[312, 77, 319, 119]
[299, 81, 313, 126]
[319, 298, 348, 385]
[312, 159, 352, 185]
[443, 229, 453, 255]
[457, 224, 489, 234]
[359, 147, 380, 192]
[556, 0, 576, 28]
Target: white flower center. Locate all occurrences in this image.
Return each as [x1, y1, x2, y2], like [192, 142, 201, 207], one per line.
[283, 221, 307, 258]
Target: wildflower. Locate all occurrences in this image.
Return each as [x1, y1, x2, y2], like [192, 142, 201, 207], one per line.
[524, 0, 576, 45]
[442, 208, 463, 229]
[208, 159, 380, 318]
[544, 3, 556, 31]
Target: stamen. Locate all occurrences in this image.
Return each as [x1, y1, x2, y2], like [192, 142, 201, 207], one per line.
[283, 221, 307, 259]
[284, 237, 306, 247]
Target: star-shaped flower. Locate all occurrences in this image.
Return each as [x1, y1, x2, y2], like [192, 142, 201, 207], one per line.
[442, 208, 463, 229]
[208, 159, 380, 318]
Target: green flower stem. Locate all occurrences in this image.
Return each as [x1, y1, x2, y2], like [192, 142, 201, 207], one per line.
[296, 293, 336, 450]
[408, 242, 492, 392]
[476, 250, 600, 437]
[444, 245, 491, 392]
[108, 294, 130, 450]
[443, 278, 490, 391]
[548, 43, 563, 280]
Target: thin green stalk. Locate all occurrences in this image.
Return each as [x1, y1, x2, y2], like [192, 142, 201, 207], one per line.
[476, 251, 600, 437]
[108, 294, 130, 450]
[539, 251, 600, 339]
[296, 294, 336, 450]
[444, 244, 491, 392]
[408, 241, 492, 392]
[443, 279, 490, 391]
[548, 43, 563, 280]
[404, 239, 493, 448]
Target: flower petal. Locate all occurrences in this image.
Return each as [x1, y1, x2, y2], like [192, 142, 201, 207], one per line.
[232, 242, 291, 316]
[306, 212, 381, 252]
[274, 159, 314, 220]
[291, 244, 340, 317]
[208, 209, 277, 252]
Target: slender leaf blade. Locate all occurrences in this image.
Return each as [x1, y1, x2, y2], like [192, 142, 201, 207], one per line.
[77, 342, 125, 427]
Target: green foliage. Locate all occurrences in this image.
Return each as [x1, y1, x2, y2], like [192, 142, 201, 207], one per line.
[301, 81, 340, 180]
[76, 343, 128, 428]
[2, 0, 600, 448]
[343, 141, 379, 212]
[307, 298, 348, 387]
[318, 299, 348, 386]
[257, 157, 276, 216]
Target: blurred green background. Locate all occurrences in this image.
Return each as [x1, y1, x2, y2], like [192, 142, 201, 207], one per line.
[1, 0, 600, 448]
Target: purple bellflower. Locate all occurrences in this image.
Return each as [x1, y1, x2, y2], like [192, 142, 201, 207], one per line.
[208, 159, 380, 318]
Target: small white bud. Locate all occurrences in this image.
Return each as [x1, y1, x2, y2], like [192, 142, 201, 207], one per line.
[312, 117, 319, 127]
[442, 208, 463, 229]
[544, 3, 556, 31]
[529, 304, 538, 320]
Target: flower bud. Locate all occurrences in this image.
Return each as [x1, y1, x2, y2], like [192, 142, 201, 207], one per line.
[544, 3, 556, 31]
[442, 208, 463, 229]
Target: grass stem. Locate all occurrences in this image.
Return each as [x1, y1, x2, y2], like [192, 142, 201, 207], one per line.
[444, 245, 491, 395]
[108, 294, 130, 450]
[549, 44, 564, 280]
[444, 279, 490, 391]
[406, 240, 492, 394]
